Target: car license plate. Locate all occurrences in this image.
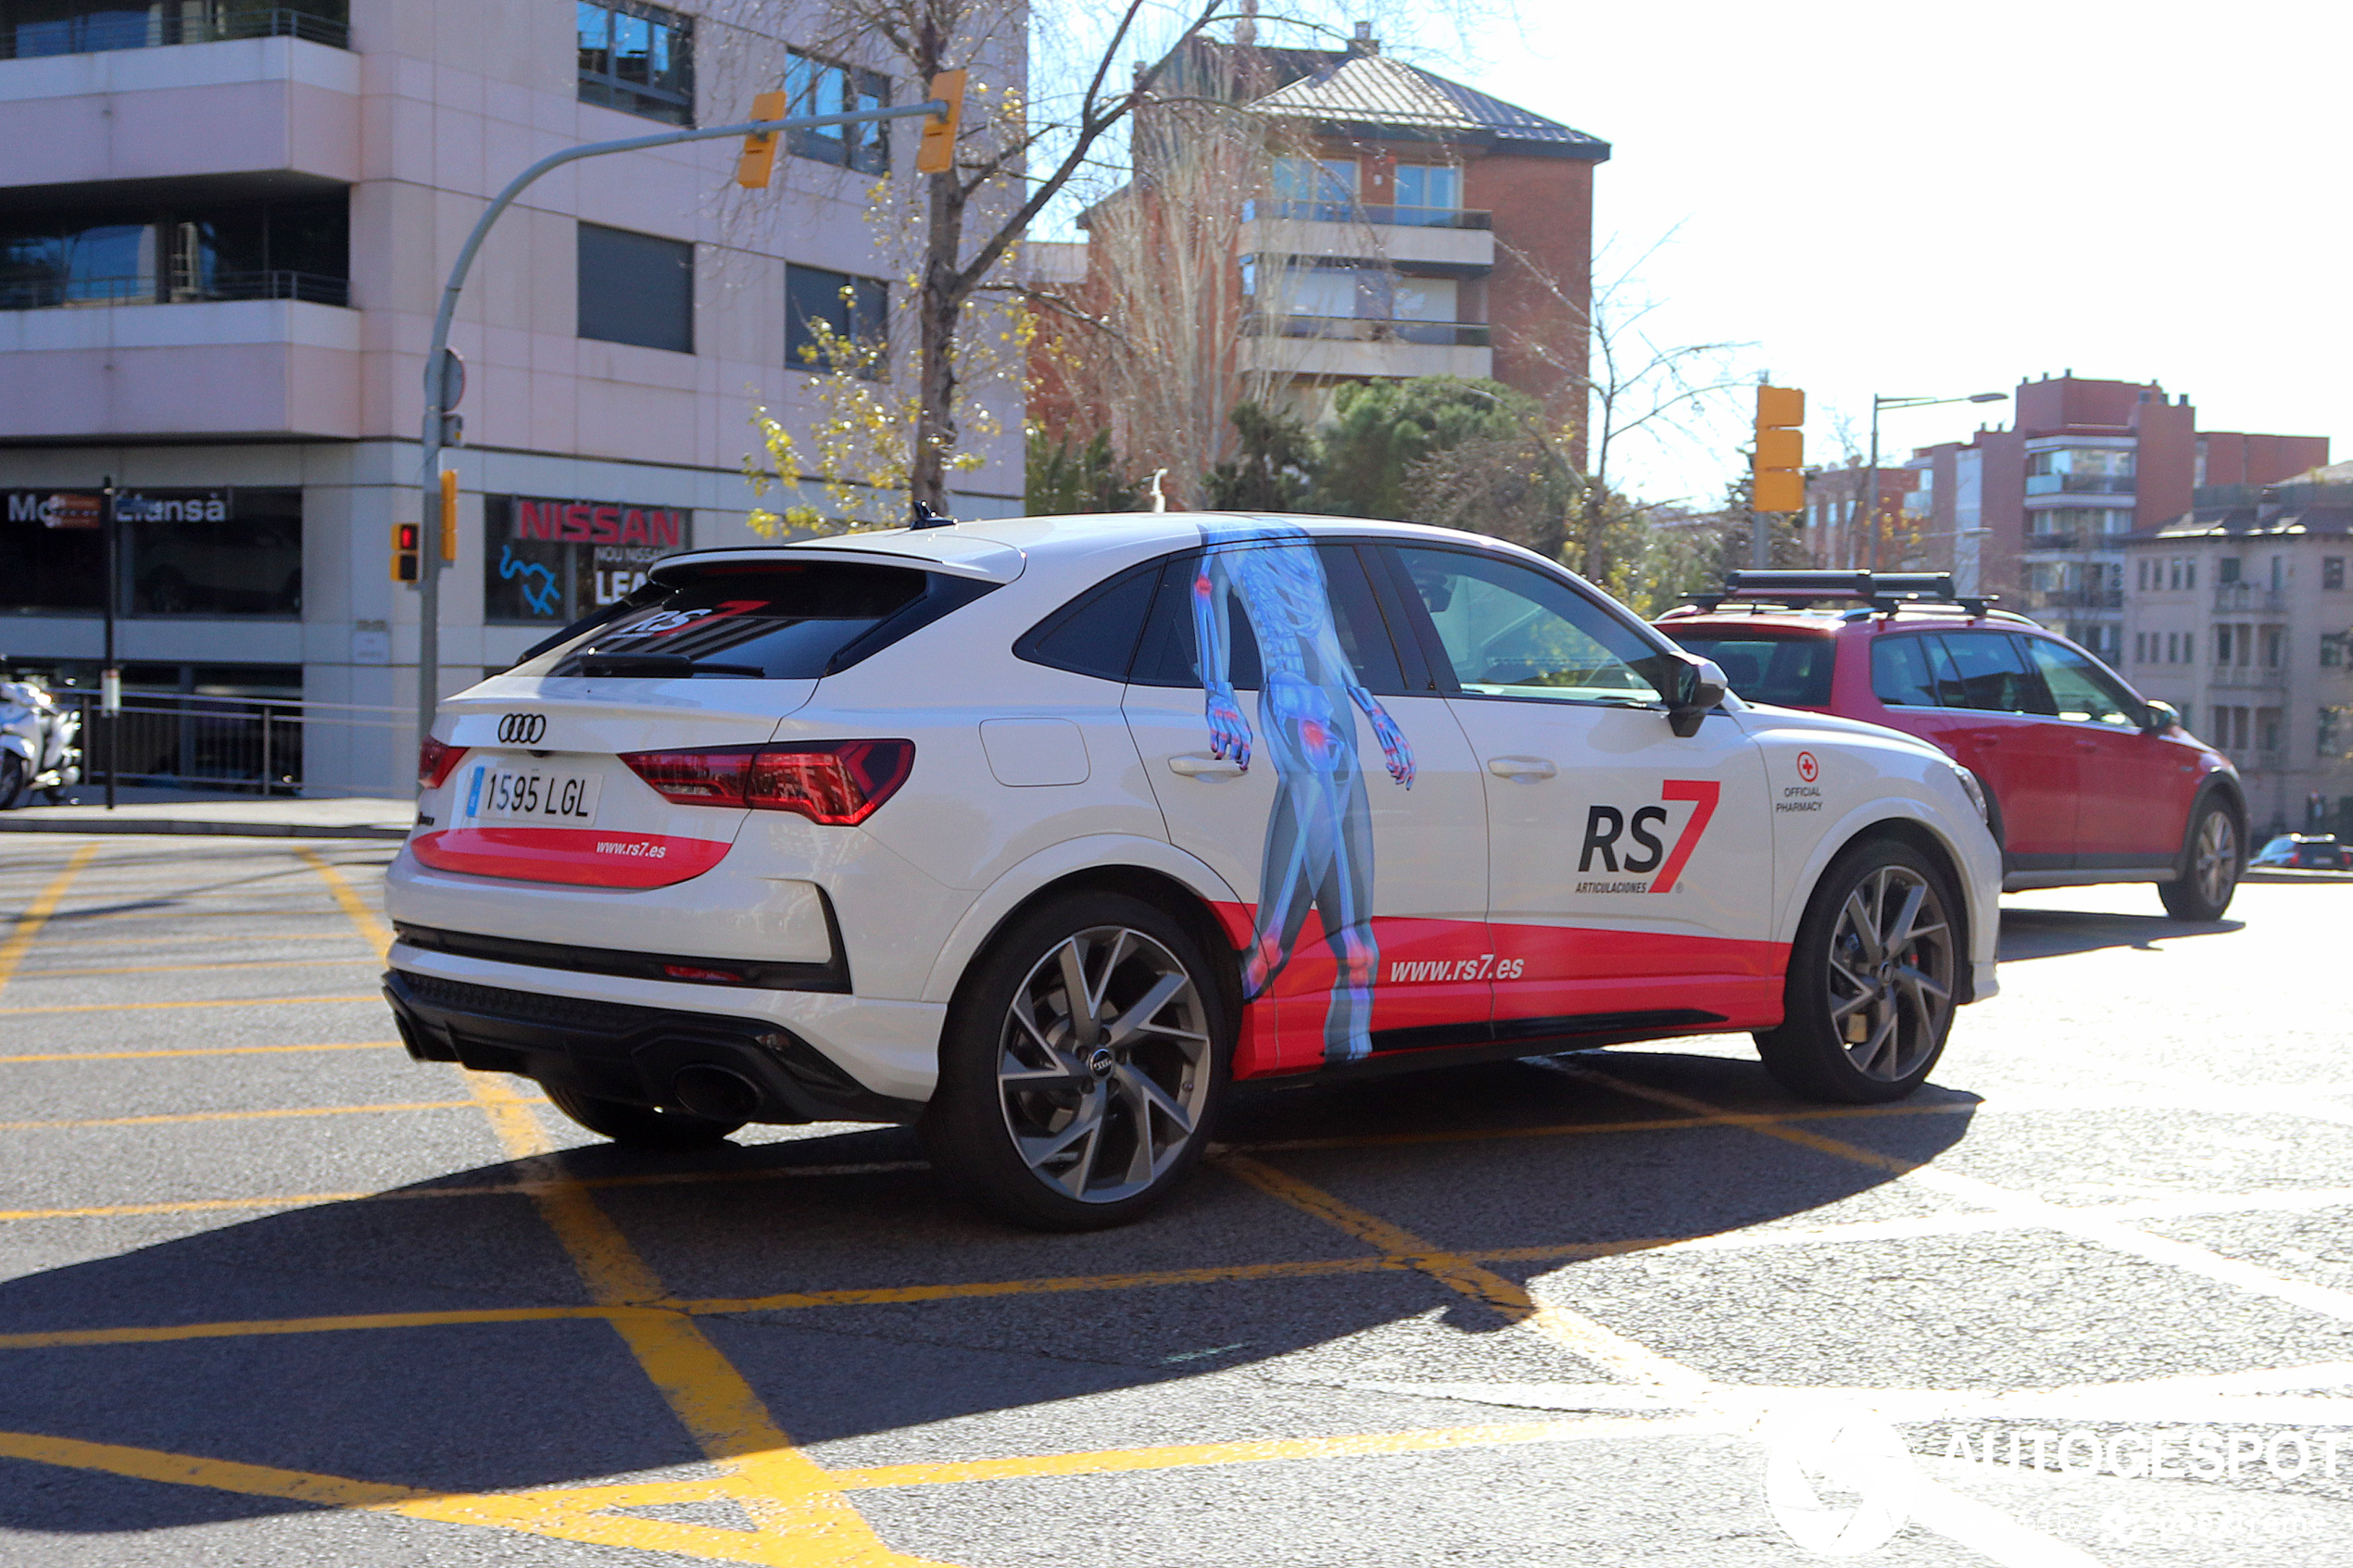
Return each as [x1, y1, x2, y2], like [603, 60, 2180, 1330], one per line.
[460, 763, 601, 826]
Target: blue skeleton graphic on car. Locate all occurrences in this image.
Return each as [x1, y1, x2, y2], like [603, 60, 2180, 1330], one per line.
[1192, 521, 1414, 1064]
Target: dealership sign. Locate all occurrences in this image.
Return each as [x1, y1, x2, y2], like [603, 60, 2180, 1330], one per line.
[510, 498, 686, 548]
[5, 492, 105, 529]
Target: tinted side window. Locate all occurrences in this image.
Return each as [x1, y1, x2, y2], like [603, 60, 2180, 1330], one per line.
[2023, 637, 2140, 726]
[1014, 561, 1163, 682]
[1869, 635, 1942, 708]
[1666, 633, 1834, 707]
[1128, 543, 1405, 696]
[1932, 632, 2057, 715]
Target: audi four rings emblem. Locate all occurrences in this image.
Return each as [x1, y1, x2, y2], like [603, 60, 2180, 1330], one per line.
[497, 712, 547, 746]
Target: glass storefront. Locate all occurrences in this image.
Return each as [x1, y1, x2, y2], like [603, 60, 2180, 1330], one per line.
[484, 493, 692, 626]
[1, 487, 301, 617]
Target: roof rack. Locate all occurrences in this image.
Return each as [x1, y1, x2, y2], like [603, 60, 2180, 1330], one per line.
[1680, 570, 2009, 620]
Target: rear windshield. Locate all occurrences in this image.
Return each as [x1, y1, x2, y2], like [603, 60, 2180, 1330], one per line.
[1659, 632, 1834, 708]
[545, 563, 992, 680]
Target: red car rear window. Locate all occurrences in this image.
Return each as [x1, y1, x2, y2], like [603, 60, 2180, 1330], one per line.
[1657, 631, 1834, 708]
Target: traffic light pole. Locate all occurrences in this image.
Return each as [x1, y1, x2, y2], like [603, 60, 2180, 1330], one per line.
[411, 98, 949, 754]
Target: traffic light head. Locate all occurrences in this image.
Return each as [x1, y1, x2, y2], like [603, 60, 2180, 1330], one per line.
[391, 522, 421, 583]
[1753, 385, 1806, 513]
[736, 90, 786, 188]
[916, 69, 966, 175]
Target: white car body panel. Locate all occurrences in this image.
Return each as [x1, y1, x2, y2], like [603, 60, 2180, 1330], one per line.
[381, 512, 2003, 1122]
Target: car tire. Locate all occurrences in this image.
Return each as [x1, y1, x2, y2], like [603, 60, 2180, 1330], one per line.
[2158, 799, 2241, 922]
[922, 890, 1230, 1232]
[544, 1082, 743, 1149]
[1755, 838, 1960, 1104]
[0, 754, 26, 810]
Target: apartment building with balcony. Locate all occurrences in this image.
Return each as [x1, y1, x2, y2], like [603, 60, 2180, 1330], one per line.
[1035, 22, 1606, 472]
[1880, 373, 2326, 664]
[0, 0, 1020, 795]
[2123, 466, 2353, 835]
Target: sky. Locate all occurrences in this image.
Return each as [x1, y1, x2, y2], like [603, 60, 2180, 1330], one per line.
[1393, 0, 2351, 508]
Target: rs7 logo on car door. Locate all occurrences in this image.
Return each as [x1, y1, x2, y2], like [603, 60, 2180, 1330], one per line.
[1574, 780, 1721, 895]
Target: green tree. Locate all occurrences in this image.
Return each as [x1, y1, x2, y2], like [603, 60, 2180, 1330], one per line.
[1025, 428, 1144, 514]
[1314, 377, 1536, 521]
[1202, 401, 1315, 512]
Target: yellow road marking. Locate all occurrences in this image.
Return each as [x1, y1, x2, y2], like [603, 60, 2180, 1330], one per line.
[0, 1098, 536, 1132]
[448, 1071, 934, 1563]
[1576, 1069, 2353, 1327]
[6, 956, 382, 980]
[300, 847, 392, 960]
[0, 994, 382, 1015]
[0, 1428, 429, 1509]
[825, 1413, 1719, 1490]
[0, 1160, 927, 1223]
[1216, 1153, 1710, 1398]
[0, 842, 99, 996]
[0, 1304, 632, 1348]
[0, 1040, 403, 1064]
[33, 906, 355, 923]
[10, 929, 359, 950]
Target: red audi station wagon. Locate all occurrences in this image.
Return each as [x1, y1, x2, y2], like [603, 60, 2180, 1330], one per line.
[1658, 571, 2246, 922]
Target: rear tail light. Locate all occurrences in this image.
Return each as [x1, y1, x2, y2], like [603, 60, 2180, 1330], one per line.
[419, 734, 467, 788]
[622, 740, 912, 825]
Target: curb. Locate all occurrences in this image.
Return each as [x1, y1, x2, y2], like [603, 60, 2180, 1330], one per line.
[0, 817, 409, 841]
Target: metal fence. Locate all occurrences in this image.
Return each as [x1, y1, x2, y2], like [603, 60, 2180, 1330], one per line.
[0, 6, 348, 60]
[0, 270, 350, 312]
[57, 692, 409, 799]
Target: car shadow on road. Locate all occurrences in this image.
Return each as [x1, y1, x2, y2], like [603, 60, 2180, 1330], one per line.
[0, 1049, 1975, 1535]
[1996, 903, 2242, 961]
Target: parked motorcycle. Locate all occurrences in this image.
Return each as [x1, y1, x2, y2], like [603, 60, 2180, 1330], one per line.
[0, 674, 82, 808]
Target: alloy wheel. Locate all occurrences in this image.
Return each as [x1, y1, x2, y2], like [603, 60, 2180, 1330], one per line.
[1825, 864, 1955, 1083]
[996, 924, 1213, 1204]
[2193, 810, 2237, 908]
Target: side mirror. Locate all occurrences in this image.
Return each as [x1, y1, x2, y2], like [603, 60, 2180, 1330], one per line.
[2141, 699, 2180, 734]
[1663, 652, 1728, 739]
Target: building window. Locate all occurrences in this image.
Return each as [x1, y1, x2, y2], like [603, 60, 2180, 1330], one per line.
[2326, 556, 2346, 591]
[2219, 557, 2242, 585]
[1, 488, 300, 617]
[1393, 163, 1462, 212]
[786, 264, 887, 376]
[785, 49, 889, 174]
[577, 1, 692, 125]
[0, 194, 348, 310]
[1270, 157, 1360, 220]
[484, 495, 692, 626]
[2263, 628, 2284, 668]
[2214, 626, 2233, 664]
[576, 224, 693, 354]
[2323, 707, 2344, 757]
[2182, 632, 2194, 662]
[2323, 634, 2346, 669]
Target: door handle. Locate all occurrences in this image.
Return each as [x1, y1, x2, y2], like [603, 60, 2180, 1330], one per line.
[1168, 754, 1245, 778]
[1487, 756, 1557, 780]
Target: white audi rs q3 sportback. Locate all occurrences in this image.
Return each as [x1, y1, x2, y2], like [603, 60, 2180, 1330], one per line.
[384, 514, 2001, 1229]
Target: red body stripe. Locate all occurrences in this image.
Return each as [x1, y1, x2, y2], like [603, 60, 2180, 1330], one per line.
[1650, 779, 1721, 895]
[410, 828, 731, 889]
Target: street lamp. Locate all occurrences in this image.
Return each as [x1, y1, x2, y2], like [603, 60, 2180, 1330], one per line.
[1864, 391, 2008, 571]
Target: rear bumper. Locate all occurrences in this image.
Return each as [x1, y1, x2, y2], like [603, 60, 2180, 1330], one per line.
[384, 967, 927, 1125]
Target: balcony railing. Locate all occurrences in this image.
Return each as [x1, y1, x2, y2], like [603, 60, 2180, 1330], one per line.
[0, 271, 350, 311]
[2212, 584, 2286, 612]
[0, 6, 348, 59]
[1240, 312, 1491, 347]
[2209, 665, 2288, 690]
[2022, 586, 2123, 610]
[2026, 472, 2135, 495]
[1244, 199, 1493, 232]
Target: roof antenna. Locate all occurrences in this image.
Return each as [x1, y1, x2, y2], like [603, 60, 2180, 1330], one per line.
[910, 499, 957, 529]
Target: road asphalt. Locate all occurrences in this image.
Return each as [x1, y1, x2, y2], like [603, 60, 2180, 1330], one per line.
[1, 837, 2347, 1566]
